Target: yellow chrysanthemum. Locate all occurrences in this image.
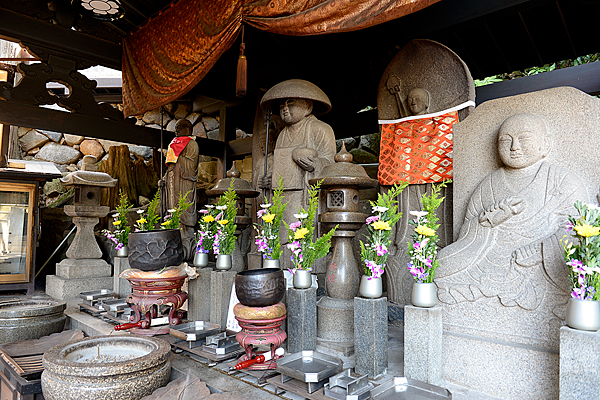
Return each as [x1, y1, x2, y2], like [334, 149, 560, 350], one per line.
[262, 213, 275, 223]
[161, 221, 169, 226]
[294, 227, 310, 240]
[574, 223, 600, 237]
[372, 220, 391, 231]
[113, 220, 122, 226]
[416, 225, 435, 236]
[203, 215, 215, 223]
[217, 219, 228, 225]
[137, 218, 147, 224]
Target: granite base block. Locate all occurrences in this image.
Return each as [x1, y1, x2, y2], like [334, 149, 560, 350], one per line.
[404, 305, 442, 385]
[56, 258, 112, 279]
[560, 326, 600, 400]
[443, 330, 558, 399]
[113, 256, 132, 298]
[354, 296, 388, 378]
[46, 275, 113, 300]
[187, 268, 235, 330]
[287, 287, 317, 353]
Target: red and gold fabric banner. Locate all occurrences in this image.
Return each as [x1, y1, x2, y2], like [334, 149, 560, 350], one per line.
[166, 136, 192, 163]
[378, 112, 458, 185]
[122, 0, 441, 117]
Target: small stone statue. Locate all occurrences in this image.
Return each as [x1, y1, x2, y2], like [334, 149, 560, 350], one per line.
[258, 79, 337, 270]
[436, 113, 587, 310]
[161, 119, 199, 259]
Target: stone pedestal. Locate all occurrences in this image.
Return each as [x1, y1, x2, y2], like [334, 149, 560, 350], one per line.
[287, 287, 317, 353]
[188, 268, 236, 330]
[560, 326, 600, 399]
[46, 258, 113, 300]
[354, 296, 388, 378]
[316, 296, 355, 366]
[404, 305, 442, 385]
[113, 256, 132, 298]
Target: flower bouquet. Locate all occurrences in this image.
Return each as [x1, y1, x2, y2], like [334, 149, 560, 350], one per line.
[359, 182, 408, 283]
[103, 190, 132, 254]
[134, 191, 161, 232]
[562, 201, 600, 330]
[196, 205, 217, 255]
[255, 179, 288, 263]
[161, 190, 193, 230]
[406, 181, 447, 284]
[213, 182, 238, 270]
[285, 180, 337, 288]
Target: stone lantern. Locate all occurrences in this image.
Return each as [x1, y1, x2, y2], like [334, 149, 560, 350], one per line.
[308, 144, 377, 363]
[46, 155, 117, 300]
[206, 164, 259, 271]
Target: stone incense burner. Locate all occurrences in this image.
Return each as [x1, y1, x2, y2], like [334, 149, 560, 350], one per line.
[41, 335, 170, 400]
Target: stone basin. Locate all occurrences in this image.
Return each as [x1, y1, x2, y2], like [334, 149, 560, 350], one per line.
[42, 335, 171, 400]
[0, 298, 66, 344]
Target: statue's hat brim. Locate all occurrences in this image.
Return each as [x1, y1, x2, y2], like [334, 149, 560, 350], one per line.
[260, 79, 332, 115]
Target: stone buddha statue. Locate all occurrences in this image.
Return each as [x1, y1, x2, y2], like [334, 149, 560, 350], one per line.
[161, 118, 199, 259]
[258, 79, 337, 271]
[435, 113, 588, 310]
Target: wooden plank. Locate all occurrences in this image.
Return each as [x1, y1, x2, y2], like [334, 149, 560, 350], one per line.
[475, 61, 600, 104]
[228, 137, 253, 159]
[0, 8, 121, 70]
[0, 101, 225, 156]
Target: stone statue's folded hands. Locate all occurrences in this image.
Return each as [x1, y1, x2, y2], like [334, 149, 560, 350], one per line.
[479, 196, 525, 227]
[292, 147, 318, 172]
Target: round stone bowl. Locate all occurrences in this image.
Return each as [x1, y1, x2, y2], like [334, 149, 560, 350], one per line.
[235, 268, 285, 307]
[0, 298, 66, 344]
[128, 229, 183, 271]
[42, 335, 171, 400]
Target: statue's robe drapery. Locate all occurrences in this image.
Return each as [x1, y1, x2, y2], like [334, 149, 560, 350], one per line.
[164, 137, 199, 241]
[436, 161, 588, 310]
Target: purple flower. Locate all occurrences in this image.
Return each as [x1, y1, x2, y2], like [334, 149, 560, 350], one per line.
[572, 286, 586, 300]
[568, 259, 585, 274]
[255, 237, 269, 253]
[116, 242, 124, 250]
[199, 209, 209, 215]
[425, 258, 433, 268]
[257, 209, 267, 218]
[288, 268, 295, 275]
[366, 215, 380, 224]
[375, 244, 388, 256]
[566, 220, 574, 232]
[289, 221, 302, 230]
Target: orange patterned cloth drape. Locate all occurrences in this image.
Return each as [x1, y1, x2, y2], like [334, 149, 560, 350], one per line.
[122, 0, 441, 117]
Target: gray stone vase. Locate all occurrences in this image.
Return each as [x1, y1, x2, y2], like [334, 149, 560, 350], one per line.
[359, 275, 383, 298]
[565, 298, 600, 331]
[128, 229, 183, 271]
[411, 282, 437, 308]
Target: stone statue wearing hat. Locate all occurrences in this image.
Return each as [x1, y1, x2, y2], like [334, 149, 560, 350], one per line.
[258, 79, 336, 268]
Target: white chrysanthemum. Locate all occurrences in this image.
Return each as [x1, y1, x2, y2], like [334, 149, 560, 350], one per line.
[294, 213, 308, 219]
[260, 203, 272, 208]
[136, 209, 144, 214]
[410, 211, 428, 218]
[167, 209, 176, 213]
[372, 206, 389, 213]
[206, 204, 215, 209]
[112, 213, 119, 218]
[216, 205, 227, 210]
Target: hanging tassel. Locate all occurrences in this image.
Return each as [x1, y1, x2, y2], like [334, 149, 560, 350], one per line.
[236, 26, 247, 97]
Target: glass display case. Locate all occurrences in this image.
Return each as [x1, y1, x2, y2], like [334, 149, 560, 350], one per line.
[0, 183, 35, 284]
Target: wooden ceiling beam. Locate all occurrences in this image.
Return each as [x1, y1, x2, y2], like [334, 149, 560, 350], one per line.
[0, 8, 121, 70]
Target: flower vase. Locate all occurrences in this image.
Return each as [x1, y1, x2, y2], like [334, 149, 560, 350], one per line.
[411, 282, 437, 307]
[194, 252, 209, 268]
[215, 254, 232, 271]
[263, 259, 280, 269]
[359, 275, 382, 298]
[566, 298, 600, 331]
[293, 269, 312, 289]
[116, 246, 128, 258]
